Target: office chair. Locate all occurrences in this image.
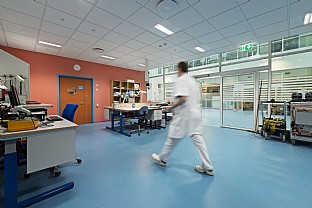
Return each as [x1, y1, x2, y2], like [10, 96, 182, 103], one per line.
[53, 104, 81, 177]
[130, 106, 149, 136]
[62, 104, 79, 122]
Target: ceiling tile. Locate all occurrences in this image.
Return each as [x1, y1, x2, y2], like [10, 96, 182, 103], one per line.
[35, 45, 61, 55]
[77, 52, 101, 61]
[103, 31, 131, 44]
[86, 7, 123, 30]
[193, 0, 238, 19]
[58, 45, 85, 58]
[227, 31, 257, 44]
[7, 39, 35, 51]
[114, 45, 136, 54]
[41, 21, 74, 38]
[127, 7, 163, 30]
[120, 54, 139, 61]
[168, 7, 204, 30]
[184, 21, 215, 38]
[249, 7, 287, 30]
[113, 21, 144, 38]
[39, 31, 68, 45]
[66, 39, 91, 50]
[215, 45, 236, 53]
[258, 30, 289, 43]
[104, 50, 126, 58]
[165, 31, 193, 44]
[151, 39, 174, 50]
[71, 31, 99, 44]
[130, 50, 148, 58]
[219, 21, 252, 38]
[0, 0, 45, 18]
[77, 21, 110, 38]
[134, 31, 162, 44]
[166, 45, 186, 54]
[93, 39, 118, 51]
[44, 7, 82, 30]
[47, 0, 93, 19]
[0, 7, 41, 29]
[206, 39, 231, 50]
[180, 39, 203, 50]
[0, 36, 7, 46]
[290, 24, 312, 36]
[254, 21, 288, 38]
[5, 31, 37, 44]
[289, 0, 311, 19]
[97, 0, 141, 19]
[153, 50, 171, 59]
[123, 39, 146, 50]
[176, 50, 196, 58]
[197, 31, 223, 44]
[2, 21, 38, 38]
[208, 7, 246, 30]
[93, 57, 113, 65]
[140, 45, 160, 54]
[241, 0, 287, 19]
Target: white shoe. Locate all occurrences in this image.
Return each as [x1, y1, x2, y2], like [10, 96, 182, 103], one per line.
[195, 165, 214, 176]
[152, 153, 166, 167]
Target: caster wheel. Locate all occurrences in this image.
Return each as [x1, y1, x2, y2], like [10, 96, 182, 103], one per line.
[24, 173, 31, 179]
[138, 133, 141, 136]
[130, 132, 133, 134]
[77, 158, 82, 164]
[147, 132, 149, 134]
[54, 171, 61, 177]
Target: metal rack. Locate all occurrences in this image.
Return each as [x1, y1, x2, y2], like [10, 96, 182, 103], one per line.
[259, 101, 288, 142]
[290, 102, 312, 144]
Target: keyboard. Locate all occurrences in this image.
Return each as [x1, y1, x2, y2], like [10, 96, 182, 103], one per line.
[46, 116, 63, 121]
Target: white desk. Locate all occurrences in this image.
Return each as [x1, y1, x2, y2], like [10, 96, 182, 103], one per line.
[104, 106, 163, 137]
[0, 117, 77, 208]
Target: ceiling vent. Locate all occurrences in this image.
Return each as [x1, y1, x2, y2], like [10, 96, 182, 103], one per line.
[157, 0, 178, 15]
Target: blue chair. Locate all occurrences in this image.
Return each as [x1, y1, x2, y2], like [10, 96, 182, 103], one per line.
[62, 104, 78, 122]
[130, 106, 149, 136]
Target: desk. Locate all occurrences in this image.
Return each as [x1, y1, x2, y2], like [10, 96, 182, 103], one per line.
[104, 106, 162, 137]
[21, 104, 53, 110]
[0, 117, 77, 208]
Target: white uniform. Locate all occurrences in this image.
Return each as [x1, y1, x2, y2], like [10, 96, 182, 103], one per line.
[159, 73, 213, 171]
[168, 73, 202, 138]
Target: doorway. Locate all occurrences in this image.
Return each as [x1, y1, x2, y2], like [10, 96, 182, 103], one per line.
[197, 77, 221, 127]
[59, 76, 93, 124]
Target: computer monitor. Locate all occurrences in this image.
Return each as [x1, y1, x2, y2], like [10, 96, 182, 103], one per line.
[8, 85, 20, 107]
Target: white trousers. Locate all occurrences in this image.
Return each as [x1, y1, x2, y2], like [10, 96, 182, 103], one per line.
[159, 134, 213, 171]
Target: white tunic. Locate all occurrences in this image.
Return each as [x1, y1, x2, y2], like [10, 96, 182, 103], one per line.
[168, 73, 202, 138]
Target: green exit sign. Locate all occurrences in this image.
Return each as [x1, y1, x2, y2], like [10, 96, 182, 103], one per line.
[240, 43, 253, 51]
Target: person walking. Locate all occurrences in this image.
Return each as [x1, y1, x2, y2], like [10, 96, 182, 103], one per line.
[152, 61, 214, 176]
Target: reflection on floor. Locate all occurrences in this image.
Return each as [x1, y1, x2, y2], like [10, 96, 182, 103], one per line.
[3, 122, 312, 208]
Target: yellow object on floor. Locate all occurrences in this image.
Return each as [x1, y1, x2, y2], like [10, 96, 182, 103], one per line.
[8, 120, 39, 132]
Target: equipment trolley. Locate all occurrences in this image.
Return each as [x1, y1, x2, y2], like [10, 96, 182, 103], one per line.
[290, 102, 312, 144]
[260, 101, 287, 142]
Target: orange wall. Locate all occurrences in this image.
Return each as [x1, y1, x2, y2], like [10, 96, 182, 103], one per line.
[0, 46, 146, 122]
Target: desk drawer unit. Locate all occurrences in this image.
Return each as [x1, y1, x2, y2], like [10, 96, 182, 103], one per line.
[147, 110, 162, 121]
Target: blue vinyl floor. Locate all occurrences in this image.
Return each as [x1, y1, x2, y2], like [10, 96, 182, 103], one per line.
[1, 121, 312, 208]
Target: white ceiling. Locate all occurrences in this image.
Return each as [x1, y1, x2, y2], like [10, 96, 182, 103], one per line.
[0, 0, 312, 71]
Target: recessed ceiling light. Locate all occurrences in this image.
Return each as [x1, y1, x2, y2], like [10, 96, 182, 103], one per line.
[138, 64, 145, 67]
[195, 46, 206, 52]
[101, 55, 116, 60]
[92, 48, 104, 53]
[154, 24, 174, 35]
[304, 12, 312, 25]
[38, 40, 62, 48]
